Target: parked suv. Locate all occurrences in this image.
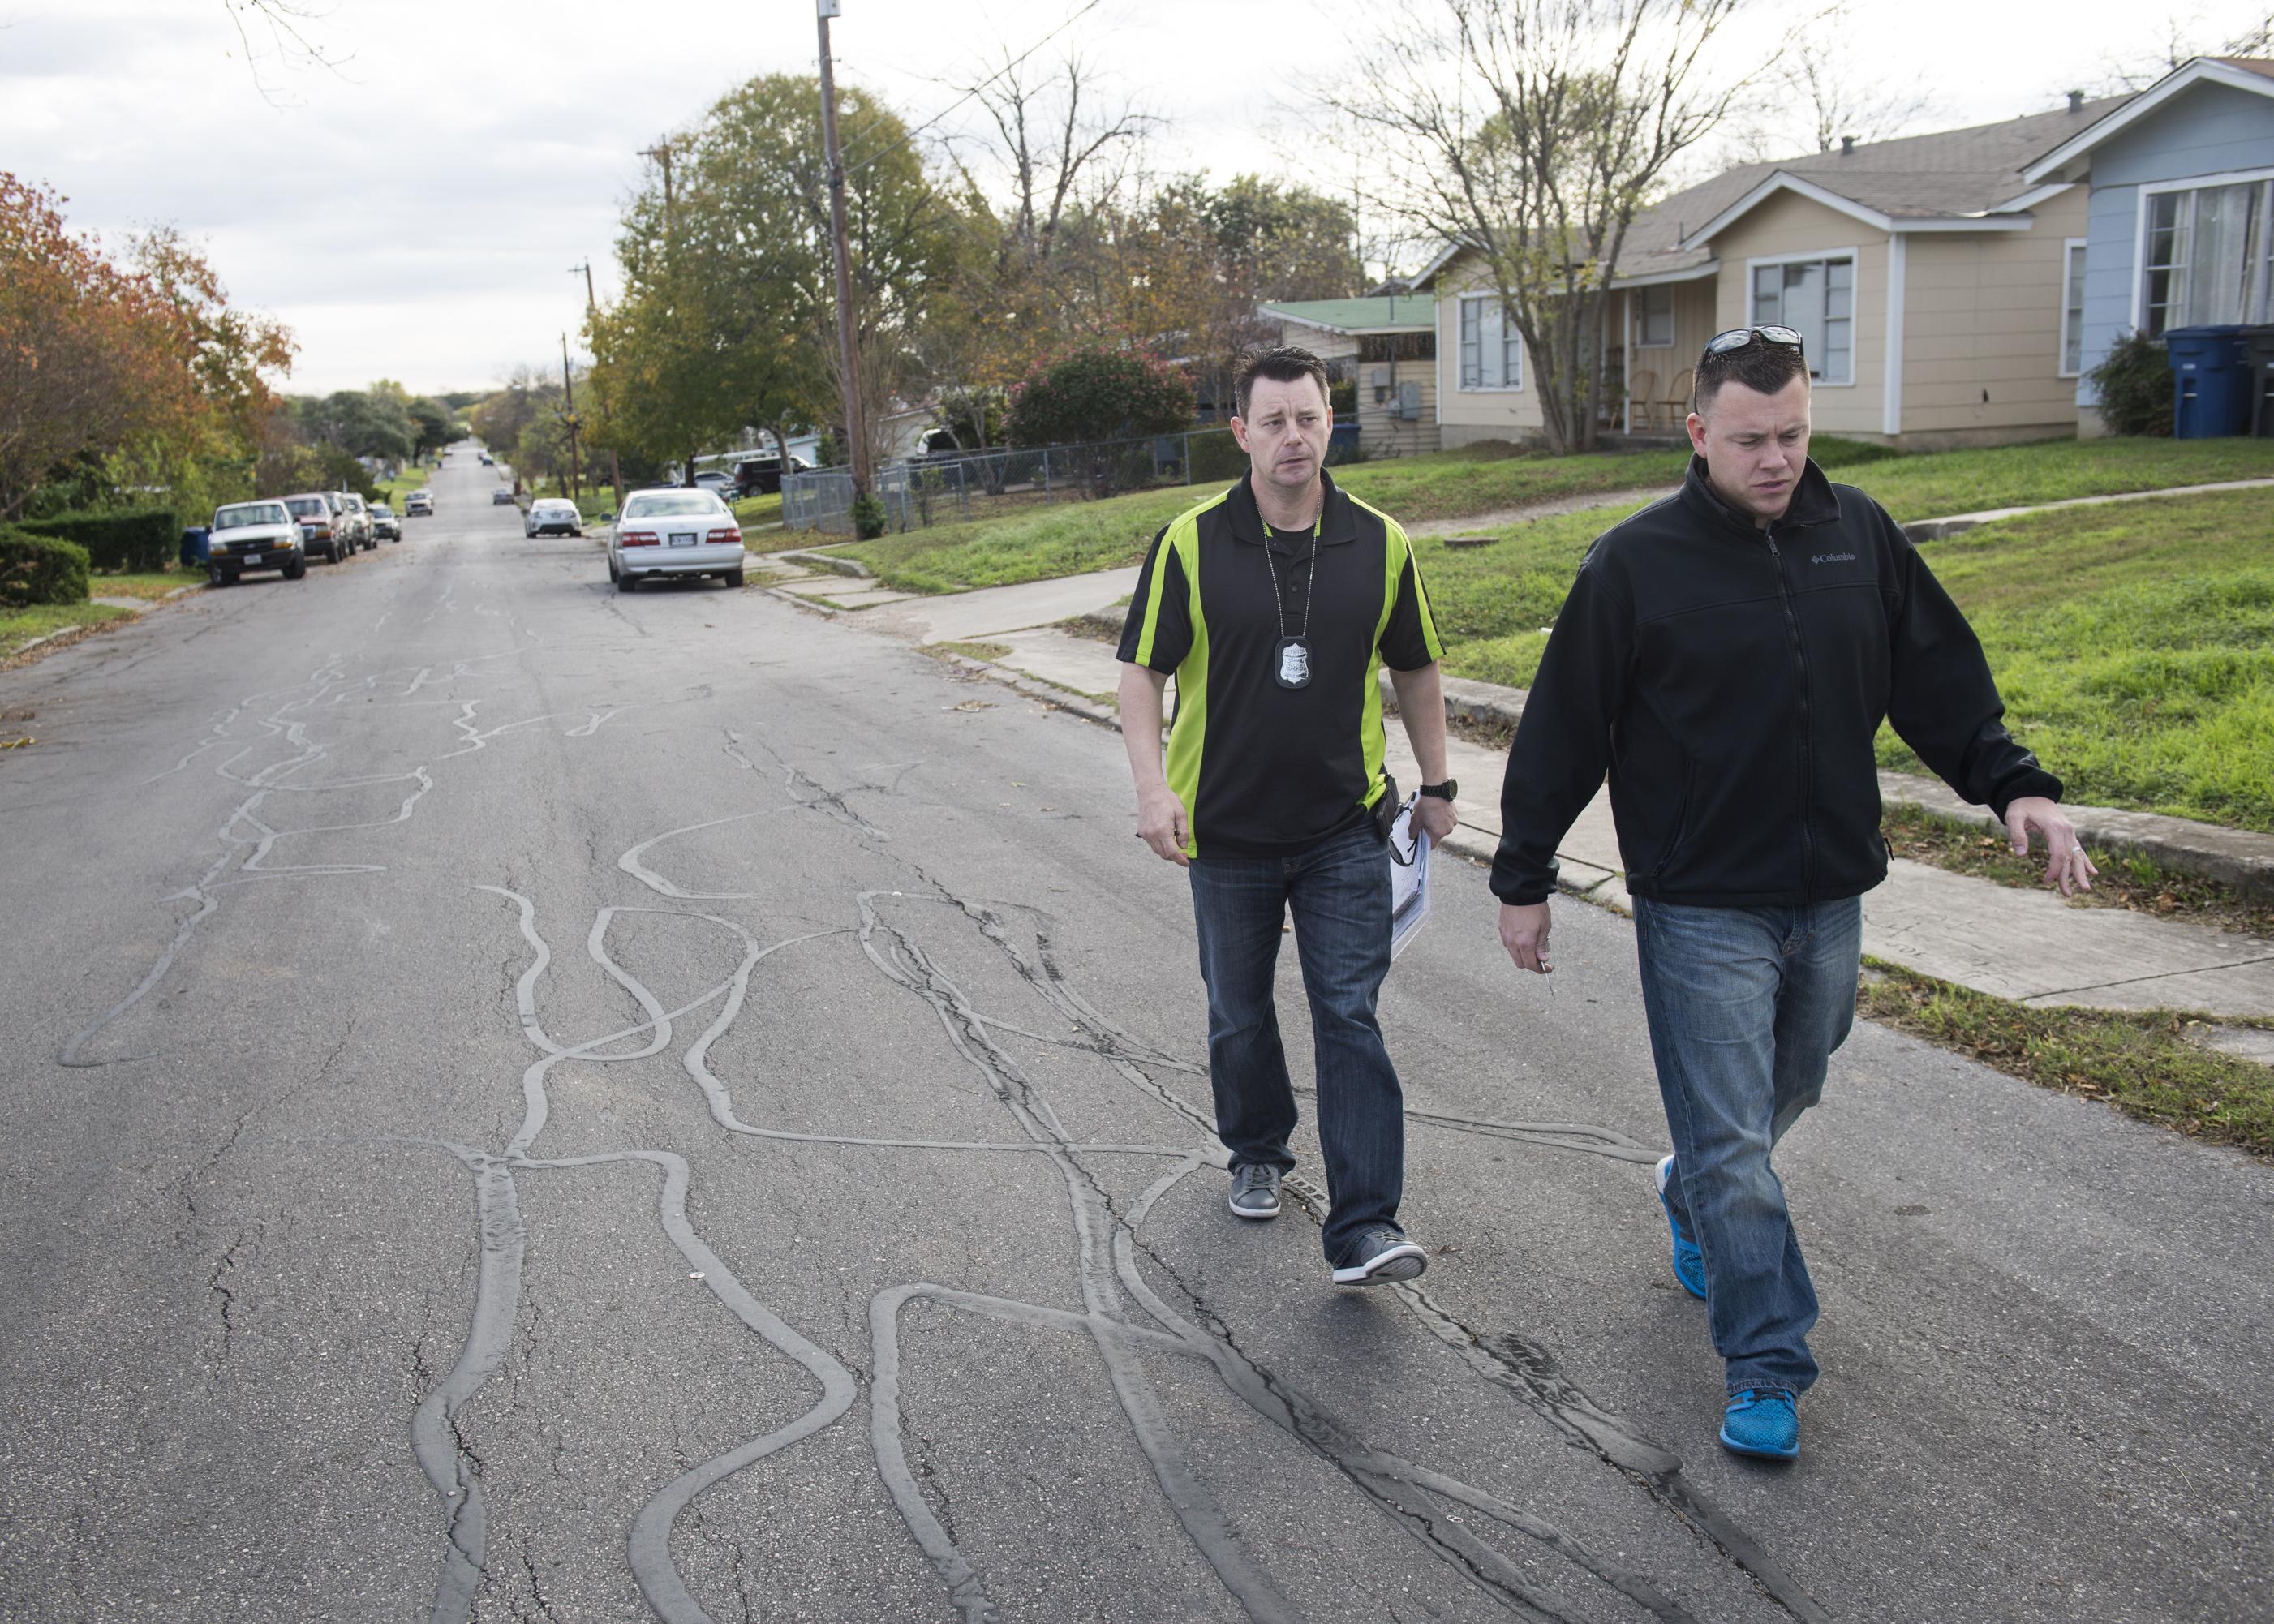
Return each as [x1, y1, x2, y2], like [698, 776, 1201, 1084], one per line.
[732, 453, 811, 496]
[283, 492, 346, 562]
[337, 492, 375, 552]
[608, 488, 745, 591]
[206, 501, 306, 584]
[371, 504, 402, 543]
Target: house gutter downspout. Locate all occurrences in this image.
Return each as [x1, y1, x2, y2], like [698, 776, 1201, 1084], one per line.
[1882, 234, 1908, 440]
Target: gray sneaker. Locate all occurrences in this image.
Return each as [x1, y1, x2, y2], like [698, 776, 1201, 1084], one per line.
[1227, 1163, 1282, 1220]
[1331, 1229, 1428, 1286]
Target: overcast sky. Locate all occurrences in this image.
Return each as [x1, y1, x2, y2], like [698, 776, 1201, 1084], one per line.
[2, 0, 2263, 397]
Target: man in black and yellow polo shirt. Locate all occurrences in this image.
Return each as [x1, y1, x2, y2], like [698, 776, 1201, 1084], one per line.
[1116, 345, 1459, 1287]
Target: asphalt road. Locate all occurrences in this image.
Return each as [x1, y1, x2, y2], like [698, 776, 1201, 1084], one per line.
[1, 453, 2267, 1624]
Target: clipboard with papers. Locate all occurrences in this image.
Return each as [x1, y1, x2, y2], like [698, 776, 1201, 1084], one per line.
[1386, 793, 1431, 960]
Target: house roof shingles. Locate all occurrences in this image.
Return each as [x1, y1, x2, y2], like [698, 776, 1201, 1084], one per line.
[1537, 96, 2133, 287]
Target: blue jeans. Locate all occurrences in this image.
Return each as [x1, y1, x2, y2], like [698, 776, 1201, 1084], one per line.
[1632, 895, 1862, 1397]
[1188, 823, 1404, 1266]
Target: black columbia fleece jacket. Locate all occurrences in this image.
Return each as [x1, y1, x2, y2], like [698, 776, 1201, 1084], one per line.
[1490, 455, 2061, 909]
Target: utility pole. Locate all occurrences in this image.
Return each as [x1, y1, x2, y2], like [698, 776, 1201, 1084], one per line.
[638, 141, 674, 223]
[559, 332, 582, 500]
[815, 0, 869, 498]
[572, 261, 625, 513]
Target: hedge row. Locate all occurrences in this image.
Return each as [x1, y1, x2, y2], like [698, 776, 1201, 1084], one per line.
[17, 508, 175, 574]
[0, 528, 93, 608]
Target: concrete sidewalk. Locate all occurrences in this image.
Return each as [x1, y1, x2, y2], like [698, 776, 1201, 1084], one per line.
[763, 477, 2274, 1020]
[830, 609, 2274, 1019]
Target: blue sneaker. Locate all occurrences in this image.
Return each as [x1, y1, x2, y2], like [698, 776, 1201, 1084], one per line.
[1719, 1390, 1799, 1460]
[1655, 1155, 1707, 1301]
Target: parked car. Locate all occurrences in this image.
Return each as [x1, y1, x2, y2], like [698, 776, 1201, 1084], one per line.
[406, 488, 434, 517]
[282, 492, 346, 562]
[371, 504, 402, 542]
[524, 497, 582, 537]
[608, 488, 746, 592]
[205, 501, 305, 584]
[479, 453, 494, 466]
[337, 492, 375, 551]
[692, 470, 737, 500]
[492, 487, 517, 505]
[732, 453, 812, 496]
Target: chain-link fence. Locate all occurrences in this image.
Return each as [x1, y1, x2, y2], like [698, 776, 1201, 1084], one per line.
[783, 420, 1360, 536]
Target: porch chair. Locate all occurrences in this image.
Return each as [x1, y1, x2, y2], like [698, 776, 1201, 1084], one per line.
[1627, 369, 1659, 432]
[1660, 367, 1695, 431]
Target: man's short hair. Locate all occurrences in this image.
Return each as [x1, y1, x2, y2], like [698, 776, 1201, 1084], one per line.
[1693, 336, 1811, 414]
[1234, 345, 1331, 419]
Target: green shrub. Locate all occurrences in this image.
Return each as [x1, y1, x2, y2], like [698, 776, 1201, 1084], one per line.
[851, 492, 888, 540]
[1006, 345, 1195, 448]
[19, 508, 175, 573]
[2087, 331, 2173, 437]
[0, 528, 92, 608]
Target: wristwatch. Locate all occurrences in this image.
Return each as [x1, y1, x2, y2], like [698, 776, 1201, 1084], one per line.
[1418, 780, 1458, 800]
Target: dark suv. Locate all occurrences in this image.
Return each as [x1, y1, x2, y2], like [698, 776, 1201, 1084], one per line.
[732, 453, 812, 496]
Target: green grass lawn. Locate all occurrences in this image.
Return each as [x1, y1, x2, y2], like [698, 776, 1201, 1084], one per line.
[1872, 486, 2274, 832]
[1426, 483, 2274, 833]
[1, 601, 137, 661]
[832, 435, 2274, 597]
[374, 466, 436, 509]
[88, 568, 197, 600]
[732, 492, 784, 527]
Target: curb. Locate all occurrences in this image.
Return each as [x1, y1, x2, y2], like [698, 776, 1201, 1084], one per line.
[776, 549, 872, 579]
[1375, 668, 2274, 900]
[1899, 476, 2274, 543]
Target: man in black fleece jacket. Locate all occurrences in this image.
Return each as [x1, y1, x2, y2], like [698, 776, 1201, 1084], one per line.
[1492, 329, 2095, 1463]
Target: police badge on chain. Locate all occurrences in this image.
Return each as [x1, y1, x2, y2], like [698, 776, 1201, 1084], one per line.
[1274, 637, 1312, 690]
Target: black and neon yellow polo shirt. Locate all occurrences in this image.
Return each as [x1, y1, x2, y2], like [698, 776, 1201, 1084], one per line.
[1116, 468, 1444, 859]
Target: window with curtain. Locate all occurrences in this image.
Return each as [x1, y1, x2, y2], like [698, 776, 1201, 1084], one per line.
[1750, 256, 1854, 384]
[1457, 295, 1523, 389]
[1637, 284, 1675, 346]
[2061, 242, 2087, 376]
[2143, 179, 2272, 335]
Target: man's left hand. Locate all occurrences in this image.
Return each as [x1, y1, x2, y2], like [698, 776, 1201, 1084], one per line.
[2005, 795, 2096, 896]
[1413, 793, 1457, 844]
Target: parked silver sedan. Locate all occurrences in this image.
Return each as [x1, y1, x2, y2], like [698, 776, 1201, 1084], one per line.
[607, 488, 745, 591]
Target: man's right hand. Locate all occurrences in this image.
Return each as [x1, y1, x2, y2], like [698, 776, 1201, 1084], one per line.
[1136, 784, 1191, 867]
[1499, 900, 1554, 975]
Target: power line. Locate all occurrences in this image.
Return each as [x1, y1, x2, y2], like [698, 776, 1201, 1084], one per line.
[837, 0, 1107, 178]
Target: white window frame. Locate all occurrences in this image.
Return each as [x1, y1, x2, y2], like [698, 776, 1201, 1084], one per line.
[1635, 283, 1676, 348]
[2058, 238, 2088, 378]
[2130, 166, 2274, 335]
[1455, 291, 1524, 392]
[1743, 247, 1860, 388]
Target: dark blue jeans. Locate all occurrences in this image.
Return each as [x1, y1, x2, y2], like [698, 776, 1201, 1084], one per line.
[1188, 823, 1404, 1266]
[1632, 895, 1862, 1397]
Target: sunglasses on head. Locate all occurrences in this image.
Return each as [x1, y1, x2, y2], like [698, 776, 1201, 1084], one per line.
[1704, 325, 1805, 357]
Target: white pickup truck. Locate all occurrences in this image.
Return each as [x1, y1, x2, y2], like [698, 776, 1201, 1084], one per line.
[206, 500, 307, 585]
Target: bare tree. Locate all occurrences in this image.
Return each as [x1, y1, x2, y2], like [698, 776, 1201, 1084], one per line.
[1727, 26, 1933, 160]
[2081, 6, 2272, 96]
[1326, 0, 1770, 454]
[938, 46, 1156, 271]
[220, 0, 352, 102]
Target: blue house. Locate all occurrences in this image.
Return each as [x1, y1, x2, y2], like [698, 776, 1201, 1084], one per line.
[2023, 56, 2274, 433]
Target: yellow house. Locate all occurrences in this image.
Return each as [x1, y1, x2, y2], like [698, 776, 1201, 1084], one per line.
[1420, 94, 2129, 450]
[1259, 296, 1443, 458]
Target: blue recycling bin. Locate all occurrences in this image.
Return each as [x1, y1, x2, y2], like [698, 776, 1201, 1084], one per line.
[2164, 324, 2254, 437]
[179, 526, 210, 567]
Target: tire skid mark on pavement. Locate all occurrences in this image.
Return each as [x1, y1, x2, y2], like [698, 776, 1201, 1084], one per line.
[898, 891, 1821, 1622]
[57, 651, 616, 1073]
